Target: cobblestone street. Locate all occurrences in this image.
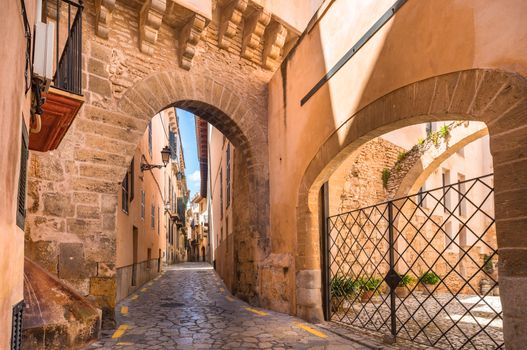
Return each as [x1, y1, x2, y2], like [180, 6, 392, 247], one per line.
[84, 263, 371, 349]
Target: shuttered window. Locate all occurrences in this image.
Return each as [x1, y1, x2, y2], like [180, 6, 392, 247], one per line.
[121, 172, 129, 214]
[11, 300, 24, 350]
[16, 123, 28, 229]
[130, 158, 135, 201]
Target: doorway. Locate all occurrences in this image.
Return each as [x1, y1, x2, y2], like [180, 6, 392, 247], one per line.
[132, 226, 138, 286]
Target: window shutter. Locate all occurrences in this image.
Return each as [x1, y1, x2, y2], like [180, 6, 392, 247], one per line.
[16, 123, 28, 229]
[130, 158, 135, 201]
[11, 300, 24, 350]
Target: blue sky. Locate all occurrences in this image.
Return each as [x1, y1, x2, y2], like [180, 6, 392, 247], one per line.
[177, 109, 200, 198]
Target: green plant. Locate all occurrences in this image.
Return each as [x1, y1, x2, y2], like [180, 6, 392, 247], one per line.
[330, 275, 357, 297]
[381, 168, 390, 188]
[417, 137, 425, 147]
[483, 254, 494, 273]
[438, 124, 450, 138]
[397, 151, 408, 162]
[430, 132, 440, 146]
[398, 274, 415, 287]
[419, 271, 440, 285]
[358, 277, 382, 291]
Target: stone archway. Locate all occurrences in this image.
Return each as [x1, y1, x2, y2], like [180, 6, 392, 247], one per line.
[117, 71, 270, 302]
[295, 69, 527, 347]
[26, 70, 270, 323]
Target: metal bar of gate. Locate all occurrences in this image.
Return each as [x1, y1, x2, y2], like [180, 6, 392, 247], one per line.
[321, 182, 330, 320]
[388, 201, 396, 339]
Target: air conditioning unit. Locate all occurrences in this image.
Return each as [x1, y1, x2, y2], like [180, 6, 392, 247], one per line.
[33, 20, 55, 90]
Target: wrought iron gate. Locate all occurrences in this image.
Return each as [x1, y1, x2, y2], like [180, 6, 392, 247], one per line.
[326, 174, 503, 349]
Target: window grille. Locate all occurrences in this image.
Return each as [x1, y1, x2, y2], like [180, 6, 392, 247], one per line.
[11, 300, 24, 350]
[121, 172, 129, 213]
[130, 158, 134, 201]
[151, 204, 155, 228]
[16, 123, 28, 229]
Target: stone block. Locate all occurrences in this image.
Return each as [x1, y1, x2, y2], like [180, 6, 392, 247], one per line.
[72, 177, 119, 194]
[102, 214, 116, 231]
[90, 277, 116, 299]
[101, 195, 118, 214]
[97, 262, 116, 277]
[58, 242, 87, 279]
[90, 42, 112, 63]
[88, 57, 109, 78]
[498, 248, 527, 277]
[43, 192, 74, 217]
[89, 74, 112, 97]
[77, 205, 101, 219]
[496, 218, 527, 248]
[26, 240, 59, 274]
[73, 192, 100, 204]
[67, 218, 101, 236]
[296, 269, 321, 289]
[28, 154, 65, 181]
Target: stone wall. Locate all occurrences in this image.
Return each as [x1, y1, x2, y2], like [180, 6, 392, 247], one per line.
[26, 0, 272, 324]
[328, 137, 404, 216]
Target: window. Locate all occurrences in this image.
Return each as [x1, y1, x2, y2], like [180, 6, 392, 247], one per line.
[130, 157, 135, 201]
[140, 191, 145, 220]
[11, 300, 24, 350]
[147, 248, 152, 268]
[226, 216, 229, 252]
[458, 173, 467, 216]
[148, 121, 152, 158]
[444, 221, 453, 250]
[16, 123, 28, 229]
[121, 172, 129, 214]
[426, 122, 433, 136]
[158, 207, 160, 235]
[442, 169, 451, 212]
[151, 204, 155, 229]
[220, 168, 224, 218]
[226, 144, 231, 208]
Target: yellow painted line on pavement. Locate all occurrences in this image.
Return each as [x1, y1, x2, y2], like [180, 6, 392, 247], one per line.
[225, 296, 235, 302]
[117, 342, 134, 346]
[140, 287, 147, 292]
[120, 306, 128, 315]
[112, 324, 129, 339]
[244, 307, 268, 316]
[295, 323, 327, 338]
[219, 287, 225, 292]
[129, 294, 138, 300]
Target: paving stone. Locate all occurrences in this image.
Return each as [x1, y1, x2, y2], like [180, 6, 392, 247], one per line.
[83, 262, 379, 349]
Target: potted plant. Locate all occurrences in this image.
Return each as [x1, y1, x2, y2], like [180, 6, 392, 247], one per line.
[330, 275, 356, 312]
[419, 271, 440, 294]
[395, 274, 415, 298]
[358, 277, 382, 302]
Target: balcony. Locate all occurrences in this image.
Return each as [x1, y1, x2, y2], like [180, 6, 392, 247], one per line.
[30, 0, 84, 152]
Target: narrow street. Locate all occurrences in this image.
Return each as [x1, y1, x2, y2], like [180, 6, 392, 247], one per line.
[85, 263, 366, 350]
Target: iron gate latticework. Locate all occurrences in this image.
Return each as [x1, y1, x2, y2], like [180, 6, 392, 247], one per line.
[326, 174, 503, 349]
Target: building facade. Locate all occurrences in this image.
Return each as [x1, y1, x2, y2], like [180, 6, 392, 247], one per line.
[116, 108, 187, 302]
[208, 125, 235, 289]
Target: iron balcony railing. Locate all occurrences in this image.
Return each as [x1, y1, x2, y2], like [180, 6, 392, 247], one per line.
[44, 0, 83, 95]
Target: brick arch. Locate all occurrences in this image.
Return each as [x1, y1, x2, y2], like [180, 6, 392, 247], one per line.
[295, 69, 527, 345]
[115, 70, 270, 303]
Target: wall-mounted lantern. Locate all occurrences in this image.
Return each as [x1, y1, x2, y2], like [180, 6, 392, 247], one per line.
[141, 146, 171, 171]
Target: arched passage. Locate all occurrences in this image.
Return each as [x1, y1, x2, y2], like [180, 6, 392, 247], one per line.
[116, 71, 271, 302]
[295, 69, 527, 347]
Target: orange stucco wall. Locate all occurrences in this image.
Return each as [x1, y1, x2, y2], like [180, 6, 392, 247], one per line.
[268, 0, 527, 313]
[0, 1, 36, 347]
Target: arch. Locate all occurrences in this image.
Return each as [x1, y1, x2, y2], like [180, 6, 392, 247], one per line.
[115, 70, 271, 302]
[295, 69, 527, 346]
[390, 123, 489, 200]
